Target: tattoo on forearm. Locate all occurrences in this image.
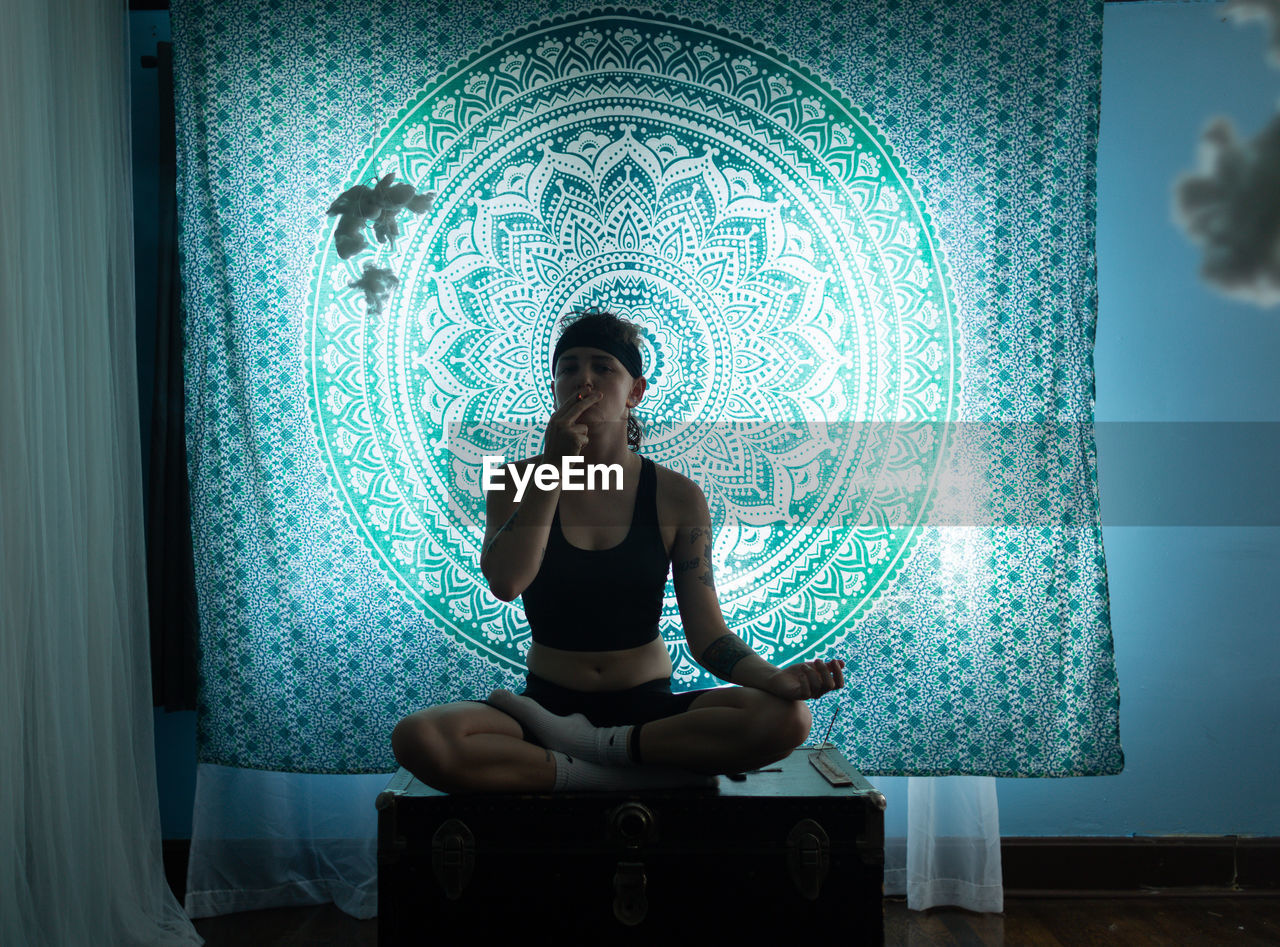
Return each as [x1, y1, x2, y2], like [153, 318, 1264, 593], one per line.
[700, 633, 754, 681]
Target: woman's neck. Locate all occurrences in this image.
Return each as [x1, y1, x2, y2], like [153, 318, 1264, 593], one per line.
[577, 423, 640, 478]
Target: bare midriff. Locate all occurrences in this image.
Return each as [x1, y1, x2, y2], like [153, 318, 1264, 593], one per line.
[520, 463, 683, 692]
[526, 636, 673, 691]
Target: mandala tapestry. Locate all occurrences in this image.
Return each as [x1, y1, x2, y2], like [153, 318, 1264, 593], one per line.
[173, 0, 1123, 775]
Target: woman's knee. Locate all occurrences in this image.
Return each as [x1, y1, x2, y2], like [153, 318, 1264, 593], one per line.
[391, 703, 522, 784]
[787, 699, 814, 748]
[745, 691, 812, 757]
[763, 696, 811, 753]
[392, 712, 447, 775]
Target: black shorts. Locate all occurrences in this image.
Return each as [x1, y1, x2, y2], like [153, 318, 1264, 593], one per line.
[471, 672, 720, 745]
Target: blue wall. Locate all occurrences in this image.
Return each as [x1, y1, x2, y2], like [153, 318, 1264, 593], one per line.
[147, 1, 1280, 838]
[996, 0, 1280, 836]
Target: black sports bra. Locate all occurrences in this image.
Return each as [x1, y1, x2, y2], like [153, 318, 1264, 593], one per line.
[520, 456, 669, 651]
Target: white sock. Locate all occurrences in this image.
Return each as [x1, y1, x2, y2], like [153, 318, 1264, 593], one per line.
[489, 689, 634, 765]
[551, 751, 716, 791]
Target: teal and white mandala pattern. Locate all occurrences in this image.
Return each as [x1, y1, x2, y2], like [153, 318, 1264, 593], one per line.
[306, 8, 959, 683]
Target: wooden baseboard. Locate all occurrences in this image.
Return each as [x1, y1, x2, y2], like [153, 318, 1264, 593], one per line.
[162, 836, 1280, 904]
[1001, 837, 1280, 897]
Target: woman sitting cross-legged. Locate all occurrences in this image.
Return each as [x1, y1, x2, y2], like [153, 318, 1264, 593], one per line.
[391, 309, 845, 792]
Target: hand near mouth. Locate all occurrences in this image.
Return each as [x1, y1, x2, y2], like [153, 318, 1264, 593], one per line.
[544, 390, 602, 459]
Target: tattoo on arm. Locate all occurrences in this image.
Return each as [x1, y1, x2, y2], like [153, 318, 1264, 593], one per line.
[700, 633, 754, 681]
[673, 526, 715, 589]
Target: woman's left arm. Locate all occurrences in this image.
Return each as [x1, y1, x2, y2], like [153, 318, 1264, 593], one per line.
[670, 478, 844, 700]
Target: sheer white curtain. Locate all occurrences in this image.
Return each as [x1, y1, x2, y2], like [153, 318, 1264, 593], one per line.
[0, 0, 202, 943]
[884, 777, 1004, 913]
[185, 767, 386, 920]
[186, 768, 1001, 919]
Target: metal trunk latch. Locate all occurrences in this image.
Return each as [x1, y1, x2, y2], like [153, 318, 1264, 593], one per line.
[613, 860, 648, 926]
[609, 802, 655, 925]
[787, 818, 830, 900]
[431, 818, 475, 901]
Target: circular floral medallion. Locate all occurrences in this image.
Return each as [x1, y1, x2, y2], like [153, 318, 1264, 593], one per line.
[307, 8, 959, 683]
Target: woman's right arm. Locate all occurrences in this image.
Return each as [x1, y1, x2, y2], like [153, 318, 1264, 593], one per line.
[479, 389, 602, 601]
[479, 458, 561, 602]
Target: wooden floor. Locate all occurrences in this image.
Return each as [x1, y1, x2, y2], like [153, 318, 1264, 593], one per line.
[190, 896, 1280, 945]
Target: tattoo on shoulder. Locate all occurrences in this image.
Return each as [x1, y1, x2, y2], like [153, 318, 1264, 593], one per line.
[700, 633, 753, 680]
